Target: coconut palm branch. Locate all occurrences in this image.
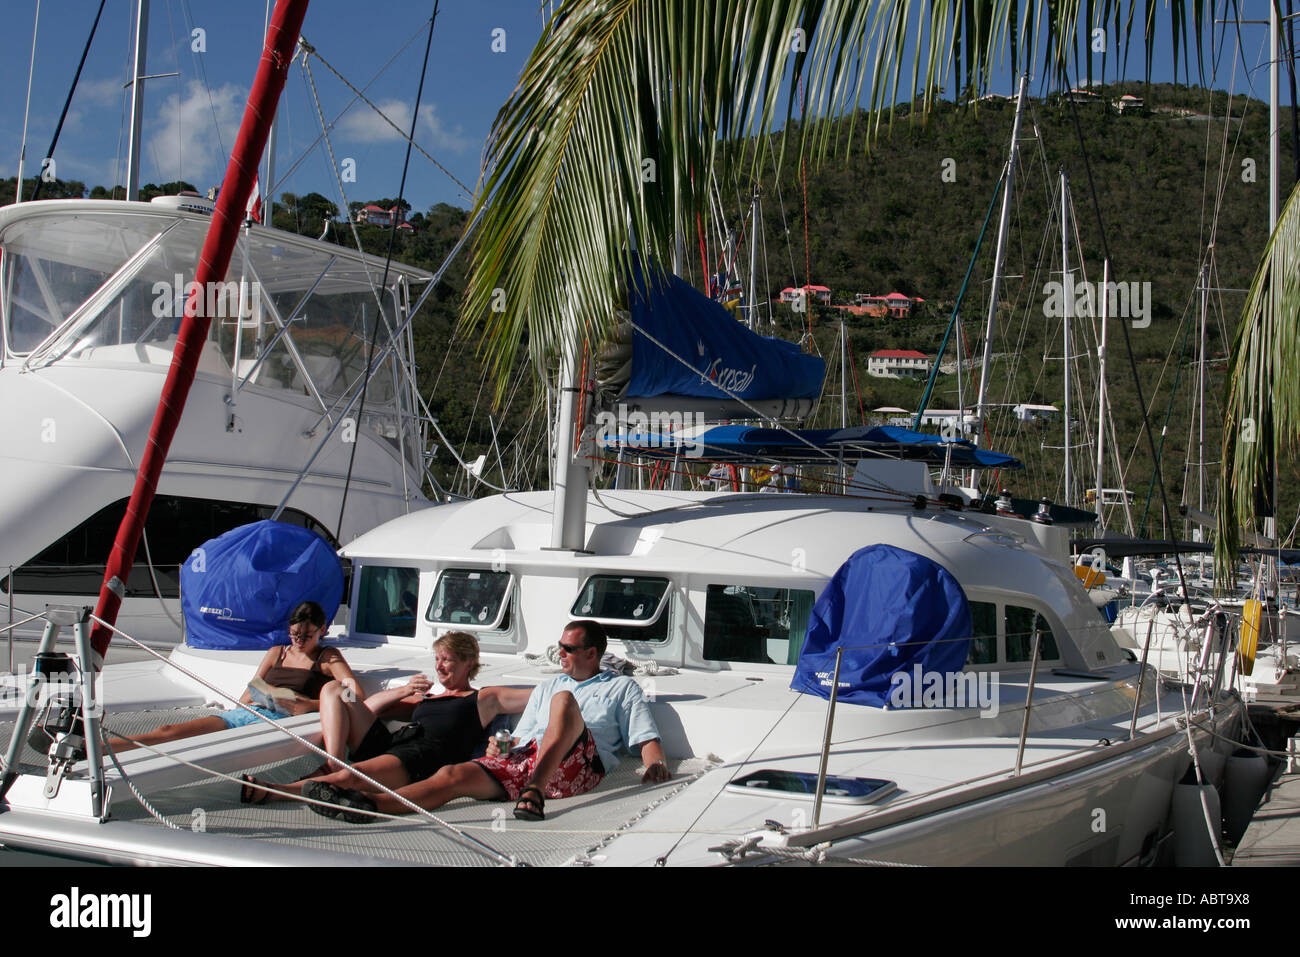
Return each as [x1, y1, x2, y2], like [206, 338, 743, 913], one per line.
[1217, 180, 1300, 578]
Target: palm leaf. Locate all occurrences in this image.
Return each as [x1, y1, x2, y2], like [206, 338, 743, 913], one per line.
[1217, 180, 1300, 581]
[461, 1, 1208, 399]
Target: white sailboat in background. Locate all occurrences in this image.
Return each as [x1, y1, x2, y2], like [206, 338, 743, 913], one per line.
[0, 0, 443, 648]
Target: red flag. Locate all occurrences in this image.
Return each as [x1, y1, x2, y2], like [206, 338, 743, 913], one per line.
[245, 175, 262, 223]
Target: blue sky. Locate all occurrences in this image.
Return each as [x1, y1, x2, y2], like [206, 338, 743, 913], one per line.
[0, 1, 1282, 217]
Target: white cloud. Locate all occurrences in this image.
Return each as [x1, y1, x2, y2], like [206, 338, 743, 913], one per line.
[336, 98, 469, 153]
[147, 80, 245, 187]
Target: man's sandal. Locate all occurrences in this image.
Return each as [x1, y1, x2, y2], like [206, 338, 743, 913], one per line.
[304, 781, 378, 825]
[513, 784, 545, 822]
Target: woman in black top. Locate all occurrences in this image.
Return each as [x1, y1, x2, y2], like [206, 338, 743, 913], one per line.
[241, 631, 530, 804]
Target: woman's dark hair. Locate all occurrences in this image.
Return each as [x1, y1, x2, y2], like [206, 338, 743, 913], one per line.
[289, 601, 327, 629]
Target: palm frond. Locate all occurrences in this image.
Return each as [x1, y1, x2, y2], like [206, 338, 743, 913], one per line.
[1217, 181, 1300, 582]
[461, 1, 1208, 399]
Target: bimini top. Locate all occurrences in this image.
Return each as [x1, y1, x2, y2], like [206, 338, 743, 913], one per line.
[609, 424, 1024, 470]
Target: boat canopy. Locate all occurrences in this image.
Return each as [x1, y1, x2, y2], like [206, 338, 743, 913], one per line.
[608, 423, 1024, 469]
[596, 258, 825, 412]
[0, 202, 429, 415]
[791, 544, 972, 708]
[180, 520, 344, 650]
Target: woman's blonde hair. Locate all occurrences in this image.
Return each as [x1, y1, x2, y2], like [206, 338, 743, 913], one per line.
[434, 631, 481, 680]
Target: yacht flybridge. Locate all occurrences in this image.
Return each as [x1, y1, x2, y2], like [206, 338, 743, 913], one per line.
[0, 463, 1244, 866]
[0, 196, 437, 643]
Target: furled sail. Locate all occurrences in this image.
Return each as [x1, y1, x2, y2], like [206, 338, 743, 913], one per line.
[595, 258, 825, 419]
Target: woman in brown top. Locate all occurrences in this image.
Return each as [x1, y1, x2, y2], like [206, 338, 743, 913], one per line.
[110, 601, 359, 752]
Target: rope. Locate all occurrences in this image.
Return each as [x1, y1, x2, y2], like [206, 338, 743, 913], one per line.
[297, 38, 473, 199]
[100, 725, 183, 831]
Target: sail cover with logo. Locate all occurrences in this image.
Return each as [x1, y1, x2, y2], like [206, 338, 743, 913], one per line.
[792, 544, 972, 707]
[596, 259, 825, 411]
[180, 520, 344, 650]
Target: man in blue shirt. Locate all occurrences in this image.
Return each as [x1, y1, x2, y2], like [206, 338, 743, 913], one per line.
[306, 620, 670, 823]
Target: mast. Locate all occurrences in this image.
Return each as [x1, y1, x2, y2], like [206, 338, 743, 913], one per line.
[125, 0, 150, 201]
[89, 0, 311, 658]
[15, 1, 41, 204]
[1095, 260, 1109, 529]
[747, 189, 759, 330]
[974, 73, 1029, 446]
[840, 317, 848, 428]
[1061, 168, 1072, 508]
[1197, 260, 1208, 519]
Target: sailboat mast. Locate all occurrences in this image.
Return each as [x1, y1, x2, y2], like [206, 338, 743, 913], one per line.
[747, 189, 758, 330]
[1198, 261, 1208, 518]
[974, 74, 1029, 447]
[1095, 259, 1109, 531]
[1061, 169, 1072, 508]
[15, 1, 40, 204]
[126, 0, 150, 201]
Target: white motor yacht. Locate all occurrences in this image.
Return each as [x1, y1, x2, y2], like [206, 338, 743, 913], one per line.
[0, 196, 436, 646]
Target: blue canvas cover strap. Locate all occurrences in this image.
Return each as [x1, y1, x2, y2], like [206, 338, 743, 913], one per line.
[791, 544, 972, 707]
[180, 520, 343, 650]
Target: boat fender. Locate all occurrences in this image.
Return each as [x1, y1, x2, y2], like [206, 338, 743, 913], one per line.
[1171, 769, 1222, 866]
[1222, 748, 1270, 845]
[1238, 599, 1262, 677]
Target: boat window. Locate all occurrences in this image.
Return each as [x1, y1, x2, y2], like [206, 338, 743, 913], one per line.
[570, 575, 672, 643]
[966, 600, 998, 665]
[2, 214, 161, 355]
[425, 569, 513, 630]
[1, 495, 335, 599]
[1005, 605, 1061, 662]
[703, 584, 815, 664]
[356, 565, 419, 637]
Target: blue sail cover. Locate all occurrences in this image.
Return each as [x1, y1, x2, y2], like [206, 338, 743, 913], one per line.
[180, 520, 344, 650]
[627, 259, 824, 401]
[791, 544, 972, 707]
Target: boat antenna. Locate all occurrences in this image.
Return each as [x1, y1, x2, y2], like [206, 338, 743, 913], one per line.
[335, 0, 441, 540]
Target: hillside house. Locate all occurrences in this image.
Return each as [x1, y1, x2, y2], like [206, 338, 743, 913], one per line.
[867, 349, 931, 379]
[779, 284, 831, 305]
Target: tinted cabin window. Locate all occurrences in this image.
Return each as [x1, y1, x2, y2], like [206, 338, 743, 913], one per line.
[966, 601, 998, 665]
[3, 496, 336, 598]
[570, 575, 671, 644]
[357, 565, 419, 637]
[1005, 605, 1060, 662]
[425, 569, 513, 630]
[703, 585, 815, 664]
